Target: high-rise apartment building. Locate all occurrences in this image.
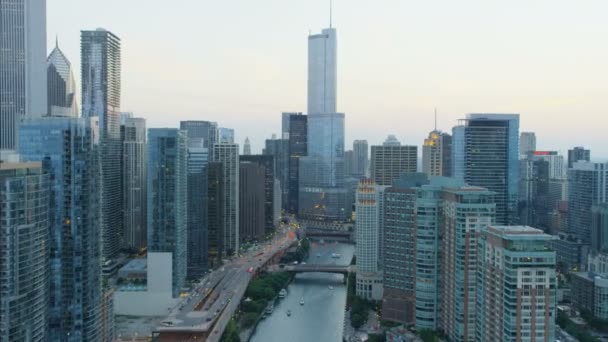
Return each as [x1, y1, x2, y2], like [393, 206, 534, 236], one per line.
[213, 143, 240, 255]
[422, 130, 452, 177]
[239, 161, 266, 242]
[355, 179, 385, 300]
[218, 127, 235, 143]
[457, 113, 519, 225]
[207, 161, 224, 266]
[20, 117, 103, 340]
[382, 173, 429, 325]
[81, 28, 122, 260]
[241, 155, 276, 237]
[47, 40, 78, 117]
[185, 138, 209, 279]
[592, 204, 608, 253]
[519, 158, 550, 229]
[263, 136, 289, 211]
[121, 115, 146, 251]
[531, 151, 565, 179]
[520, 132, 536, 159]
[308, 28, 336, 114]
[476, 226, 557, 342]
[147, 129, 187, 297]
[441, 186, 495, 342]
[568, 162, 608, 243]
[371, 136, 417, 186]
[352, 140, 368, 178]
[286, 113, 307, 214]
[568, 146, 591, 169]
[0, 161, 49, 341]
[0, 0, 47, 149]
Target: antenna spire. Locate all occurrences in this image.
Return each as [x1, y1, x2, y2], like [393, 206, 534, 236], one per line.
[55, 35, 59, 49]
[434, 108, 437, 131]
[330, 0, 333, 28]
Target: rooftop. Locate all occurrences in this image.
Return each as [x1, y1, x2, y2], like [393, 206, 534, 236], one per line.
[120, 258, 147, 273]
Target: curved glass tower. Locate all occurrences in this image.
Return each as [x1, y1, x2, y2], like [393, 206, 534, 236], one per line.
[47, 40, 79, 117]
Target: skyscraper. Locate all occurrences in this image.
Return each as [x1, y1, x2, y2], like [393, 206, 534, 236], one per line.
[19, 116, 103, 340]
[568, 146, 591, 169]
[81, 29, 122, 260]
[264, 136, 289, 211]
[0, 0, 47, 150]
[239, 161, 266, 242]
[520, 131, 536, 159]
[476, 226, 557, 342]
[121, 115, 147, 251]
[241, 155, 277, 237]
[352, 140, 368, 179]
[286, 113, 307, 214]
[568, 162, 608, 243]
[47, 40, 78, 117]
[207, 161, 224, 266]
[422, 130, 452, 177]
[219, 127, 235, 143]
[147, 129, 188, 297]
[0, 161, 49, 341]
[460, 113, 519, 225]
[371, 136, 418, 186]
[180, 120, 218, 149]
[308, 28, 337, 114]
[185, 138, 209, 279]
[355, 179, 385, 300]
[243, 137, 251, 155]
[213, 143, 240, 255]
[591, 204, 608, 253]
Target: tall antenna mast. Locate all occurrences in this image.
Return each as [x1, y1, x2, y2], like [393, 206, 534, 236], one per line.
[434, 108, 437, 131]
[330, 0, 333, 28]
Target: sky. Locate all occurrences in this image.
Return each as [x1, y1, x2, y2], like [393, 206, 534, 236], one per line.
[48, 0, 608, 158]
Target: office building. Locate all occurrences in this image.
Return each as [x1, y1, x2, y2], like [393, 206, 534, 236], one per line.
[568, 146, 590, 169]
[219, 127, 234, 143]
[531, 151, 565, 180]
[213, 143, 240, 255]
[0, 161, 49, 341]
[241, 155, 276, 237]
[81, 28, 122, 260]
[422, 130, 452, 177]
[382, 173, 429, 325]
[207, 162, 224, 266]
[308, 28, 336, 114]
[180, 120, 218, 149]
[19, 117, 103, 340]
[243, 137, 251, 155]
[121, 116, 147, 251]
[263, 136, 289, 211]
[552, 232, 589, 271]
[299, 112, 348, 221]
[239, 161, 266, 242]
[147, 129, 188, 297]
[355, 179, 385, 300]
[568, 162, 608, 243]
[371, 136, 417, 186]
[451, 124, 465, 181]
[344, 150, 354, 177]
[592, 204, 608, 253]
[286, 113, 307, 213]
[459, 113, 519, 225]
[352, 140, 368, 178]
[571, 271, 608, 320]
[518, 157, 550, 229]
[520, 132, 536, 158]
[47, 40, 78, 117]
[441, 186, 495, 342]
[0, 0, 47, 150]
[186, 138, 209, 279]
[476, 226, 557, 342]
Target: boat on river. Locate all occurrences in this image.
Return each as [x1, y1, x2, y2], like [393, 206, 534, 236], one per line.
[278, 289, 287, 298]
[286, 310, 292, 317]
[299, 297, 305, 305]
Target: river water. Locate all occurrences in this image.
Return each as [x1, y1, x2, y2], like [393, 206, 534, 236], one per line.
[250, 241, 355, 342]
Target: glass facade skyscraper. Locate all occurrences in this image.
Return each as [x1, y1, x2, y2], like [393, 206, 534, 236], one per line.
[0, 162, 49, 342]
[186, 138, 209, 279]
[286, 113, 307, 214]
[212, 143, 240, 256]
[81, 29, 122, 260]
[308, 28, 337, 114]
[19, 116, 103, 341]
[47, 41, 78, 117]
[147, 129, 188, 297]
[0, 0, 47, 150]
[568, 162, 608, 243]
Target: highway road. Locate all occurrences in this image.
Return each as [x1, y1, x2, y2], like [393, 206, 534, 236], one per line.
[154, 219, 298, 341]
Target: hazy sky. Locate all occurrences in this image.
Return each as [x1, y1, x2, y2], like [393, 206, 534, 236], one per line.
[48, 0, 608, 157]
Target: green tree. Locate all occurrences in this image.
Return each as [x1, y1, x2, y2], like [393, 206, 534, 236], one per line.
[220, 318, 240, 342]
[241, 312, 258, 328]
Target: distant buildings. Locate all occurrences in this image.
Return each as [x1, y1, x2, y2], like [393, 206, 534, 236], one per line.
[454, 113, 520, 225]
[213, 143, 240, 255]
[352, 140, 369, 178]
[592, 204, 608, 253]
[81, 28, 123, 261]
[180, 121, 218, 150]
[0, 0, 47, 149]
[355, 179, 385, 300]
[568, 146, 590, 169]
[147, 129, 188, 297]
[568, 162, 608, 243]
[520, 132, 536, 158]
[476, 226, 557, 342]
[121, 114, 147, 251]
[47, 40, 78, 117]
[371, 136, 417, 186]
[239, 161, 266, 242]
[422, 130, 451, 177]
[0, 161, 49, 341]
[20, 117, 103, 340]
[243, 137, 251, 155]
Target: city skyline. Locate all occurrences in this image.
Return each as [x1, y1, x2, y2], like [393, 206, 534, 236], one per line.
[47, 0, 608, 156]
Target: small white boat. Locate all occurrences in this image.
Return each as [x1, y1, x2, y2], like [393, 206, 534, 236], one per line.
[278, 289, 287, 298]
[299, 297, 305, 305]
[328, 285, 334, 290]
